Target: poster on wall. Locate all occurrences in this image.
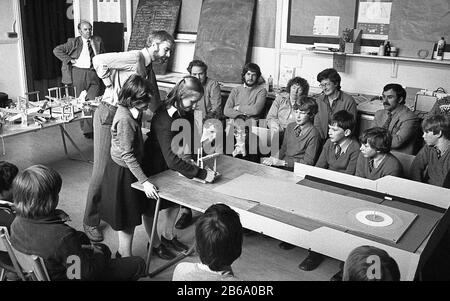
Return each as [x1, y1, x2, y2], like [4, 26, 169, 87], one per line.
[357, 0, 392, 40]
[97, 0, 121, 22]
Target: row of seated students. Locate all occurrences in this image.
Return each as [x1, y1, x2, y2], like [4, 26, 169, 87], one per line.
[0, 163, 399, 281]
[188, 60, 450, 278]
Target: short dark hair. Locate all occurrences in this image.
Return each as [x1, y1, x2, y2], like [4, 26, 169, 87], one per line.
[0, 161, 18, 194]
[331, 110, 356, 134]
[293, 96, 318, 120]
[164, 76, 204, 113]
[383, 84, 406, 104]
[187, 60, 208, 74]
[13, 165, 62, 219]
[360, 127, 392, 153]
[343, 245, 400, 281]
[317, 68, 341, 91]
[77, 20, 92, 30]
[286, 77, 309, 96]
[241, 63, 261, 83]
[195, 204, 243, 272]
[118, 74, 154, 108]
[146, 30, 175, 48]
[422, 114, 450, 140]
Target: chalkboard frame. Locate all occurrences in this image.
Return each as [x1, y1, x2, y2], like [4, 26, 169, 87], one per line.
[286, 0, 386, 47]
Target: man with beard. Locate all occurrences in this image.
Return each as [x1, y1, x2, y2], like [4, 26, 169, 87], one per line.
[223, 63, 267, 120]
[313, 68, 357, 140]
[374, 83, 421, 155]
[223, 63, 268, 158]
[82, 31, 174, 248]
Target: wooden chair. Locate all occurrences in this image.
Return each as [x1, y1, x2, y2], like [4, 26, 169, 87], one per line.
[0, 227, 50, 281]
[0, 227, 17, 281]
[391, 151, 416, 180]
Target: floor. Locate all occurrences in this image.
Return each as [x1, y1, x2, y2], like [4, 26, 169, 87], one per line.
[1, 121, 344, 281]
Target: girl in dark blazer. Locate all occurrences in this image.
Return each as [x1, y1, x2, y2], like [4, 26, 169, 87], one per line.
[143, 76, 217, 253]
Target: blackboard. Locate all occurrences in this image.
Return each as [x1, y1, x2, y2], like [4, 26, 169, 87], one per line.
[194, 0, 256, 83]
[253, 0, 276, 48]
[93, 22, 124, 53]
[128, 0, 181, 74]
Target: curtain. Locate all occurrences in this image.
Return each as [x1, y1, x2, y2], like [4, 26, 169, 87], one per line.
[21, 0, 74, 94]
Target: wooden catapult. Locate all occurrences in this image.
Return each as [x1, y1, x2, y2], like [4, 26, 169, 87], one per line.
[194, 146, 220, 183]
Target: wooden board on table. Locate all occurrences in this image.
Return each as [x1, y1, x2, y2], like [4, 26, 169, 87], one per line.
[213, 173, 417, 243]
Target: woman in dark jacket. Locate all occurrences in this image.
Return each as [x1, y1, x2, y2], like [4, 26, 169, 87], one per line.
[143, 76, 217, 252]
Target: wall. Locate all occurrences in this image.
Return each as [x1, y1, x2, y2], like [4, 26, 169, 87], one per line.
[79, 0, 450, 97]
[0, 0, 26, 100]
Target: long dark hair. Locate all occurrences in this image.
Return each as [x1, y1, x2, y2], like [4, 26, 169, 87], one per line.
[164, 76, 204, 115]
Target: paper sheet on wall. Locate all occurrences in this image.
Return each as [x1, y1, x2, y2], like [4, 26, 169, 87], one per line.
[313, 16, 340, 36]
[357, 1, 392, 40]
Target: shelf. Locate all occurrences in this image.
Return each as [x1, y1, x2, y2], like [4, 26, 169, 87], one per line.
[310, 50, 450, 78]
[311, 50, 450, 65]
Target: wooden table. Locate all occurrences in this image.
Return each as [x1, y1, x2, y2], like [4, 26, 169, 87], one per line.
[133, 155, 449, 280]
[0, 116, 92, 163]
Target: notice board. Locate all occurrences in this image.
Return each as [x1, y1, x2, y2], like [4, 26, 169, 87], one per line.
[194, 0, 256, 83]
[128, 0, 181, 74]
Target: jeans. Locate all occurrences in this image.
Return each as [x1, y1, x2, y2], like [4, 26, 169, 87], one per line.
[83, 102, 117, 226]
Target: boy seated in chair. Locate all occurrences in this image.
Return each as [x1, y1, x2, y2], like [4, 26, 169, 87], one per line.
[10, 165, 146, 281]
[356, 127, 403, 180]
[411, 114, 450, 187]
[316, 110, 360, 175]
[292, 111, 361, 274]
[261, 96, 322, 171]
[343, 245, 400, 281]
[0, 161, 18, 233]
[172, 203, 242, 281]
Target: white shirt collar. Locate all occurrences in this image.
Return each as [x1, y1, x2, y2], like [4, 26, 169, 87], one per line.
[167, 106, 178, 117]
[129, 107, 140, 119]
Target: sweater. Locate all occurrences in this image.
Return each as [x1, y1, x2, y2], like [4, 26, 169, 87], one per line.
[315, 138, 360, 175]
[279, 122, 322, 168]
[110, 105, 147, 183]
[410, 145, 450, 187]
[355, 152, 403, 180]
[223, 84, 268, 119]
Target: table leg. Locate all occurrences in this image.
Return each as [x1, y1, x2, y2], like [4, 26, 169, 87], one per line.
[59, 126, 68, 155]
[59, 124, 92, 164]
[145, 198, 195, 278]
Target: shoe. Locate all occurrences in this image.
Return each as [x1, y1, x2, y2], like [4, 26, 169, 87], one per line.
[152, 244, 177, 260]
[83, 224, 103, 242]
[175, 211, 192, 230]
[278, 242, 296, 250]
[83, 132, 93, 139]
[330, 269, 343, 281]
[161, 236, 189, 253]
[298, 251, 324, 271]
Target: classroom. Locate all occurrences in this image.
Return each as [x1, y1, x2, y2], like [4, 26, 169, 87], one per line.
[1, 0, 450, 283]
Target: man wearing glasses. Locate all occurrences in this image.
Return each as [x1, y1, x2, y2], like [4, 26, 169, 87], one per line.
[313, 68, 357, 140]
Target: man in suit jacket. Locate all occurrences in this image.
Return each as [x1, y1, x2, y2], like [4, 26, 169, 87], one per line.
[374, 83, 421, 155]
[53, 21, 105, 138]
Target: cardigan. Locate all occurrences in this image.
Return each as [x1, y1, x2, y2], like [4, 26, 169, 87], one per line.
[355, 152, 403, 180]
[410, 145, 450, 187]
[315, 138, 360, 175]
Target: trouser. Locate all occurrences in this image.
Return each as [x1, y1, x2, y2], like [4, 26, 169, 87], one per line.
[91, 243, 146, 281]
[83, 102, 117, 226]
[72, 67, 102, 134]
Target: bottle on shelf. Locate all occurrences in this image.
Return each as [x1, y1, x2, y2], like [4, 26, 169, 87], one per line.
[384, 41, 391, 56]
[378, 42, 385, 56]
[267, 75, 273, 92]
[436, 37, 446, 60]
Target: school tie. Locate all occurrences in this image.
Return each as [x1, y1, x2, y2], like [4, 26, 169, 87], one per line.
[334, 143, 342, 159]
[87, 39, 95, 68]
[382, 111, 392, 129]
[294, 124, 302, 137]
[434, 147, 442, 159]
[368, 159, 375, 172]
